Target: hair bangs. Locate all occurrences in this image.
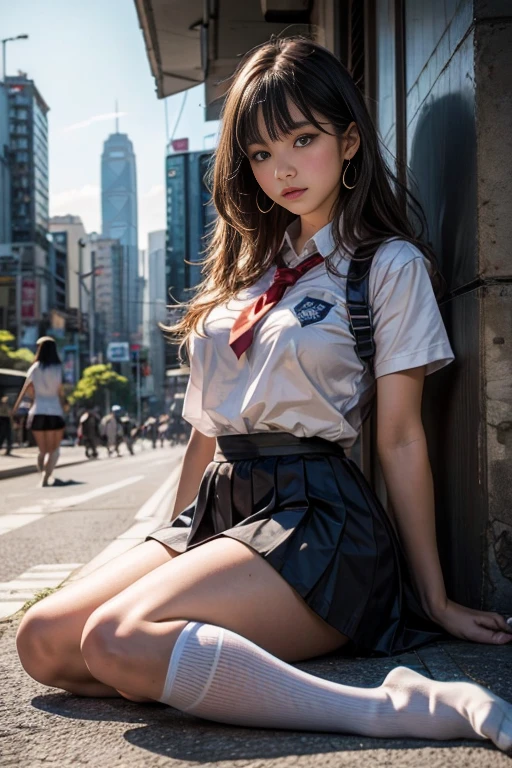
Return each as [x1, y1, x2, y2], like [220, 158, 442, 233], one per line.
[237, 73, 329, 155]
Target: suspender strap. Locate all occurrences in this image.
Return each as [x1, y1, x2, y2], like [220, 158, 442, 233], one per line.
[346, 255, 375, 376]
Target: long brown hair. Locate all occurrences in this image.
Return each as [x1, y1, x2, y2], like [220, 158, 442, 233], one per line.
[163, 35, 442, 358]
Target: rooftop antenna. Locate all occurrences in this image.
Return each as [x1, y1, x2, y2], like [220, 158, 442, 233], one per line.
[115, 99, 119, 133]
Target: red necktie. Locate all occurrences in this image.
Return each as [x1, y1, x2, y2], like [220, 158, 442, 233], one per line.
[229, 253, 324, 359]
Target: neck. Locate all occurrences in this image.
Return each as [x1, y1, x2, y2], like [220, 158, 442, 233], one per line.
[293, 217, 328, 255]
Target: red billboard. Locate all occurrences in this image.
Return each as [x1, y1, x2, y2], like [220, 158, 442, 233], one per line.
[21, 278, 37, 320]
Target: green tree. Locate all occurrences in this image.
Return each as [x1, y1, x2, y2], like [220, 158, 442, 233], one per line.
[69, 364, 129, 409]
[0, 331, 35, 371]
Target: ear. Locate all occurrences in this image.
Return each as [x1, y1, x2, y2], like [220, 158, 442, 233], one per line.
[342, 122, 361, 160]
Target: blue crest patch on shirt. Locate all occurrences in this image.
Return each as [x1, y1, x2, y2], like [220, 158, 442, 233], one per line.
[293, 296, 334, 327]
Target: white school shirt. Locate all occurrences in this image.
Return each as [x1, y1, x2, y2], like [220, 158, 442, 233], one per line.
[26, 362, 64, 417]
[182, 218, 455, 447]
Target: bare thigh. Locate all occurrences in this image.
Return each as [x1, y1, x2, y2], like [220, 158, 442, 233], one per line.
[16, 538, 180, 695]
[81, 537, 349, 701]
[32, 430, 50, 454]
[47, 427, 64, 452]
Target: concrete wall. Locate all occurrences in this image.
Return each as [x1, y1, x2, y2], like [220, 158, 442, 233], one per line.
[403, 0, 512, 611]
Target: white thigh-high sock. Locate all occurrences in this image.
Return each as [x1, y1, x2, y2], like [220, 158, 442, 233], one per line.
[158, 622, 512, 753]
[43, 448, 60, 479]
[36, 452, 45, 472]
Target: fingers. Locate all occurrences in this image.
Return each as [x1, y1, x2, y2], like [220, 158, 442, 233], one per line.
[476, 611, 512, 634]
[472, 615, 512, 644]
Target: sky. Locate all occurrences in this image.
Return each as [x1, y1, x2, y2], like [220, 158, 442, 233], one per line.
[2, 0, 220, 249]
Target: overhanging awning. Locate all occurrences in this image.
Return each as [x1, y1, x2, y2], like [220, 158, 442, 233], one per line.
[134, 0, 312, 119]
[134, 0, 204, 98]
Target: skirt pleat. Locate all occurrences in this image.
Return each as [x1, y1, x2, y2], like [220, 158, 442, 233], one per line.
[147, 436, 444, 656]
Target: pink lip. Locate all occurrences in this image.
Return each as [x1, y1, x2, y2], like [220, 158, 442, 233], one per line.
[282, 188, 307, 200]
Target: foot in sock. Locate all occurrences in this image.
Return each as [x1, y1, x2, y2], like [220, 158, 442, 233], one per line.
[159, 621, 512, 754]
[381, 666, 512, 752]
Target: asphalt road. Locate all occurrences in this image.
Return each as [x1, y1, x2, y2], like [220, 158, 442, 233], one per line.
[0, 443, 185, 606]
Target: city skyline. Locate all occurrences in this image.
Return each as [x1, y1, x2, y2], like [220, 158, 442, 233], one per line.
[2, 0, 220, 249]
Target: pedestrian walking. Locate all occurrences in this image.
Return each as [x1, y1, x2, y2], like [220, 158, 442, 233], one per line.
[12, 336, 66, 486]
[158, 414, 169, 447]
[16, 37, 512, 752]
[143, 415, 158, 449]
[99, 406, 123, 457]
[120, 413, 135, 455]
[0, 395, 13, 455]
[78, 407, 101, 459]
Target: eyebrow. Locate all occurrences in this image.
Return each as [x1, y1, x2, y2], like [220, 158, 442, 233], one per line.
[247, 120, 314, 148]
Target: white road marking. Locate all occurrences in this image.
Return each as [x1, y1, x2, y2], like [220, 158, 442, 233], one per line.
[0, 475, 145, 537]
[70, 458, 184, 582]
[0, 563, 82, 619]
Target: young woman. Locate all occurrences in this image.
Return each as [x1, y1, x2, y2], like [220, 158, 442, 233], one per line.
[12, 336, 67, 486]
[16, 37, 512, 752]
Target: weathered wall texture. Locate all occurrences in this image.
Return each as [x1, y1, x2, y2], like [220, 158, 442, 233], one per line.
[401, 0, 511, 610]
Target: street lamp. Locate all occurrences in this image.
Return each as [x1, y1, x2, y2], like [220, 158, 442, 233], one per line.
[2, 35, 29, 82]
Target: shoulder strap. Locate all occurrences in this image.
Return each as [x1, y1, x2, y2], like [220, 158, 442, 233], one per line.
[346, 255, 375, 376]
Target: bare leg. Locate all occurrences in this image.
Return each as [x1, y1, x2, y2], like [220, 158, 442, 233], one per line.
[42, 428, 64, 484]
[16, 539, 180, 697]
[32, 430, 49, 473]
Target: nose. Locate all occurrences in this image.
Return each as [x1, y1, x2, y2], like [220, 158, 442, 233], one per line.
[274, 159, 296, 181]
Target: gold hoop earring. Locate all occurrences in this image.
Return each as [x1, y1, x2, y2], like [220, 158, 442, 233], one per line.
[342, 159, 357, 190]
[256, 188, 275, 213]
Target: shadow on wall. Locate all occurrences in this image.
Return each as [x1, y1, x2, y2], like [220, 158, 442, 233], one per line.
[409, 92, 478, 294]
[409, 92, 488, 610]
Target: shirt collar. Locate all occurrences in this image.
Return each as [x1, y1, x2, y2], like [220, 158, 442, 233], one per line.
[278, 217, 340, 267]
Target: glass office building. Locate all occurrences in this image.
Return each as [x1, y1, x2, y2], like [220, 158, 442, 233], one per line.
[165, 149, 215, 301]
[165, 149, 215, 366]
[101, 132, 139, 339]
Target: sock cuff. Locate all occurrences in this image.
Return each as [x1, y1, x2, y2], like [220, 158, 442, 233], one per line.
[159, 621, 199, 703]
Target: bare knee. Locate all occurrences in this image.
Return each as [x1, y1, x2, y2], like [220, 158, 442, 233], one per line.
[17, 604, 67, 687]
[80, 607, 138, 690]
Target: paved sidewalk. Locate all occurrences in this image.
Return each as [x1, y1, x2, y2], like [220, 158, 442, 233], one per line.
[0, 445, 91, 480]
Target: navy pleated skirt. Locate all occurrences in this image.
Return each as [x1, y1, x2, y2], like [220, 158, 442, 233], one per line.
[146, 432, 444, 657]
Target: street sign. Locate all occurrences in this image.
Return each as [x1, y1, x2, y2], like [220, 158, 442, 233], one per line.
[107, 341, 130, 362]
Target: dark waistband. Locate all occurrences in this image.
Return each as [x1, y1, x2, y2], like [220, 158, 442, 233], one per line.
[214, 432, 346, 461]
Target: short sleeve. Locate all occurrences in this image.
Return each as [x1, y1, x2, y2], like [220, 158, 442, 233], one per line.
[370, 243, 455, 378]
[25, 362, 37, 382]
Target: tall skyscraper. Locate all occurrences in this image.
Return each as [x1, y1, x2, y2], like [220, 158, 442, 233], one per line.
[2, 75, 50, 345]
[101, 127, 138, 339]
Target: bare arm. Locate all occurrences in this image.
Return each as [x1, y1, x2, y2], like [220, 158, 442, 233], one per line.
[12, 380, 34, 415]
[376, 366, 447, 617]
[376, 366, 512, 644]
[170, 427, 216, 522]
[58, 384, 68, 410]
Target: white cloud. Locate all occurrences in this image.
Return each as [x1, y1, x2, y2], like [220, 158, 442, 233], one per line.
[50, 185, 101, 234]
[51, 184, 100, 207]
[61, 112, 129, 134]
